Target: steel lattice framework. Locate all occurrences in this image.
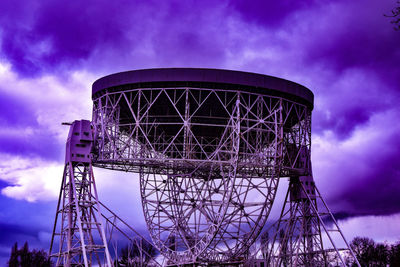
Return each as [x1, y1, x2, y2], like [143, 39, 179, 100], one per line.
[89, 68, 314, 265]
[50, 68, 360, 266]
[50, 120, 113, 266]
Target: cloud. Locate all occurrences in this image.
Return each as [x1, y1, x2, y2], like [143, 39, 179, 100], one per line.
[0, 0, 136, 76]
[0, 0, 235, 76]
[301, 0, 400, 74]
[313, 108, 400, 216]
[233, 0, 400, 138]
[0, 183, 57, 265]
[0, 129, 60, 160]
[229, 0, 316, 27]
[0, 154, 61, 202]
[0, 62, 94, 159]
[338, 212, 400, 244]
[0, 90, 37, 126]
[0, 151, 147, 234]
[0, 222, 39, 245]
[311, 67, 396, 139]
[94, 168, 148, 232]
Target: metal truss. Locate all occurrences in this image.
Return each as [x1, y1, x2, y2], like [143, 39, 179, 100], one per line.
[50, 120, 113, 267]
[248, 176, 361, 267]
[49, 71, 359, 266]
[50, 161, 163, 267]
[97, 199, 163, 266]
[49, 162, 112, 266]
[91, 87, 312, 264]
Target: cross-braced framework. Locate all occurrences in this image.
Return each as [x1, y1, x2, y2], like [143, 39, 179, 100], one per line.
[50, 163, 112, 266]
[50, 68, 360, 266]
[49, 120, 112, 266]
[91, 81, 314, 264]
[98, 199, 163, 266]
[248, 174, 360, 267]
[267, 176, 331, 267]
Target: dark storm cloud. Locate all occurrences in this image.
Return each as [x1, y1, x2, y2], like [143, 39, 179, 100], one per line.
[335, 132, 400, 216]
[0, 90, 62, 159]
[0, 180, 10, 190]
[0, 194, 56, 265]
[0, 0, 230, 77]
[0, 222, 38, 245]
[313, 101, 378, 140]
[229, 0, 316, 27]
[302, 0, 400, 138]
[151, 1, 228, 67]
[306, 3, 400, 75]
[313, 107, 400, 217]
[312, 70, 395, 139]
[0, 0, 139, 76]
[226, 0, 400, 139]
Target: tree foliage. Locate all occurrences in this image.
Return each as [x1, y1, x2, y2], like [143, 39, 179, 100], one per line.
[115, 238, 158, 267]
[8, 242, 52, 267]
[346, 236, 400, 267]
[389, 242, 400, 267]
[386, 1, 400, 30]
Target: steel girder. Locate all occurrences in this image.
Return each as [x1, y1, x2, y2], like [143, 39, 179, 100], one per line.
[50, 162, 112, 267]
[91, 87, 311, 264]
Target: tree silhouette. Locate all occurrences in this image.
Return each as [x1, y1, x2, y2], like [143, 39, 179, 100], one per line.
[8, 243, 19, 267]
[389, 242, 400, 267]
[386, 1, 400, 30]
[346, 236, 392, 266]
[349, 236, 376, 266]
[7, 242, 52, 267]
[260, 231, 269, 259]
[373, 243, 389, 266]
[115, 238, 158, 266]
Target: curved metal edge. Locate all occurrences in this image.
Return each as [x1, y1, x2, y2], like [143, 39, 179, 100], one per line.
[92, 68, 314, 110]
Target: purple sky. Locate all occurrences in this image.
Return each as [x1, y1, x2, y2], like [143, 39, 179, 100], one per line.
[0, 0, 399, 264]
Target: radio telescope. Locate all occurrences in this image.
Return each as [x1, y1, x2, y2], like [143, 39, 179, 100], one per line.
[50, 68, 360, 266]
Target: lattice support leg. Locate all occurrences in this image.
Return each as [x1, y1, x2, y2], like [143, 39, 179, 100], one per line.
[49, 120, 112, 267]
[264, 176, 360, 267]
[50, 163, 112, 267]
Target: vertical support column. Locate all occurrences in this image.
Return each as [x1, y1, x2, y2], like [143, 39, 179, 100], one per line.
[266, 168, 360, 266]
[276, 99, 284, 178]
[233, 92, 241, 162]
[50, 120, 112, 267]
[183, 88, 191, 159]
[288, 175, 322, 267]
